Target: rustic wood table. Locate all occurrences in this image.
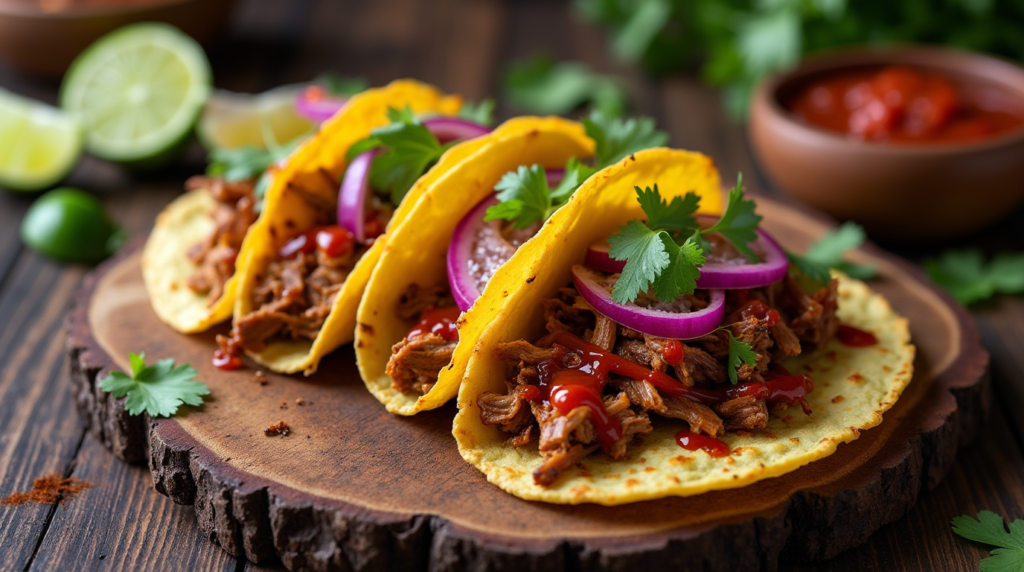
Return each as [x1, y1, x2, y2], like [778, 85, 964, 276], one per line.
[1, 1, 1022, 570]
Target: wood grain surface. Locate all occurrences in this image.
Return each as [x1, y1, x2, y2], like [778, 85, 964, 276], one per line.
[66, 193, 987, 570]
[2, 0, 1023, 571]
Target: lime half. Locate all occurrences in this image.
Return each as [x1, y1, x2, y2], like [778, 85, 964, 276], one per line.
[60, 23, 211, 165]
[0, 89, 82, 192]
[199, 85, 315, 150]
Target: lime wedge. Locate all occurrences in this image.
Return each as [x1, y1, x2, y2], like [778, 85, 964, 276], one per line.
[0, 89, 82, 192]
[199, 85, 315, 150]
[60, 23, 211, 165]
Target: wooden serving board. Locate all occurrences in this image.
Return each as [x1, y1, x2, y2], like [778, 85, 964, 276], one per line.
[67, 196, 989, 571]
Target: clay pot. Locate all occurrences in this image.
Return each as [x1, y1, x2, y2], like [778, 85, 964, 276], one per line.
[749, 45, 1024, 240]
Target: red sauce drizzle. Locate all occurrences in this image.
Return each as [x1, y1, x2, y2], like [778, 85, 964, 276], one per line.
[279, 226, 355, 259]
[675, 430, 731, 457]
[407, 307, 461, 342]
[836, 325, 878, 347]
[737, 300, 780, 327]
[212, 349, 243, 370]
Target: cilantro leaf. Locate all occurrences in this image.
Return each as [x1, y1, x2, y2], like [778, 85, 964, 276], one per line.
[608, 220, 671, 304]
[786, 221, 876, 291]
[502, 55, 628, 117]
[486, 159, 597, 229]
[651, 236, 705, 303]
[699, 175, 761, 261]
[458, 98, 496, 127]
[98, 352, 210, 418]
[350, 107, 451, 205]
[952, 511, 1024, 571]
[926, 249, 1024, 305]
[486, 165, 551, 229]
[584, 110, 669, 167]
[206, 134, 306, 212]
[316, 73, 368, 97]
[549, 158, 598, 203]
[635, 184, 700, 235]
[727, 331, 758, 385]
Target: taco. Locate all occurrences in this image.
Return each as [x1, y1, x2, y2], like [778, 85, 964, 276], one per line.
[213, 79, 486, 374]
[353, 113, 683, 415]
[452, 148, 915, 505]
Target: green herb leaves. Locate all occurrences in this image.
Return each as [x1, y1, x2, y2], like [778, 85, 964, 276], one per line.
[503, 55, 628, 117]
[485, 159, 598, 229]
[787, 221, 876, 292]
[347, 107, 453, 205]
[926, 249, 1024, 305]
[608, 178, 759, 305]
[727, 331, 758, 385]
[458, 98, 495, 127]
[206, 134, 306, 212]
[98, 352, 210, 418]
[952, 511, 1024, 571]
[315, 73, 368, 98]
[584, 110, 668, 167]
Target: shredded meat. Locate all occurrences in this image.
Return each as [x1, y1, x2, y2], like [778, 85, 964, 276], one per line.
[777, 277, 839, 347]
[772, 320, 802, 357]
[494, 340, 561, 365]
[607, 404, 652, 459]
[184, 176, 257, 304]
[617, 378, 664, 411]
[679, 345, 726, 385]
[539, 406, 592, 452]
[533, 443, 595, 487]
[542, 289, 595, 336]
[715, 396, 769, 431]
[479, 385, 535, 434]
[386, 333, 456, 395]
[591, 314, 617, 351]
[661, 395, 725, 436]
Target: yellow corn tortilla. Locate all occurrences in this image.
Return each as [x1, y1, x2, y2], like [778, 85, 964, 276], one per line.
[231, 79, 463, 374]
[142, 188, 238, 333]
[452, 149, 915, 505]
[355, 146, 723, 416]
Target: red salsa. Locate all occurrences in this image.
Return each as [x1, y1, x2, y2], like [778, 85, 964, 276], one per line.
[279, 226, 355, 259]
[836, 324, 878, 347]
[675, 430, 731, 457]
[212, 348, 243, 370]
[407, 306, 461, 342]
[786, 65, 1024, 144]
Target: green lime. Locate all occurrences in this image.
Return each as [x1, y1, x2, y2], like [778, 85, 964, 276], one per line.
[60, 23, 212, 167]
[0, 89, 83, 192]
[21, 188, 120, 264]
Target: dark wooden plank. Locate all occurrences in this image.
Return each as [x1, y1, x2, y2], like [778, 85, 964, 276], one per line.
[29, 434, 236, 572]
[781, 403, 1024, 572]
[974, 300, 1024, 449]
[409, 0, 504, 100]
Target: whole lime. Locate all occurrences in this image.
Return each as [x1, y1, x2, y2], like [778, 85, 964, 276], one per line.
[21, 188, 120, 264]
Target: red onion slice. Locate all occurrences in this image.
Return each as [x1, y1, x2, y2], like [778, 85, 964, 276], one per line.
[338, 149, 376, 243]
[583, 224, 789, 290]
[447, 195, 501, 311]
[295, 86, 346, 123]
[572, 265, 725, 339]
[422, 117, 491, 144]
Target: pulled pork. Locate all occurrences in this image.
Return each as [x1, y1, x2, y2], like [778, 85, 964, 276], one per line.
[185, 176, 257, 304]
[480, 278, 838, 487]
[385, 284, 458, 395]
[218, 240, 361, 358]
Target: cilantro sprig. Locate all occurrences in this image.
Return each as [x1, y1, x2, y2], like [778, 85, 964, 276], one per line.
[608, 176, 760, 305]
[346, 106, 455, 205]
[484, 111, 667, 229]
[952, 511, 1024, 571]
[458, 98, 496, 127]
[726, 331, 758, 385]
[484, 159, 598, 229]
[98, 352, 210, 418]
[926, 249, 1024, 306]
[787, 222, 877, 292]
[206, 133, 307, 213]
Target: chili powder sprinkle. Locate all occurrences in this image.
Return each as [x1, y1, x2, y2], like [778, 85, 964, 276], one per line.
[1, 474, 94, 507]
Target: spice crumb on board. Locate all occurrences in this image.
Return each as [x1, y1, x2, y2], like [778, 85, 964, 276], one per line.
[296, 397, 305, 406]
[264, 421, 291, 436]
[254, 371, 267, 385]
[279, 401, 288, 410]
[1, 474, 94, 507]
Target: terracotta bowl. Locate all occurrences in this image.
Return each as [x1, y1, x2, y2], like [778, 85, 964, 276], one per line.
[749, 45, 1024, 240]
[0, 0, 236, 78]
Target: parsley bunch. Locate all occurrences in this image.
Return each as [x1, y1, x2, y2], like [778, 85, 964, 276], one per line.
[98, 353, 210, 417]
[483, 111, 668, 229]
[953, 510, 1024, 571]
[607, 177, 759, 305]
